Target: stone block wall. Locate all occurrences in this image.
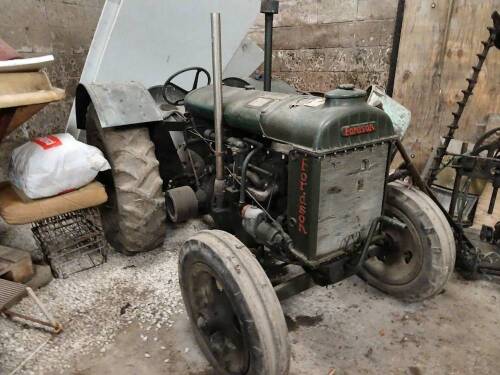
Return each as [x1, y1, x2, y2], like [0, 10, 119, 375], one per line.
[0, 0, 104, 180]
[249, 0, 398, 92]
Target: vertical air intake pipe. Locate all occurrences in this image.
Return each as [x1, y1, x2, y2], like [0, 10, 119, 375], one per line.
[261, 0, 279, 91]
[211, 13, 225, 208]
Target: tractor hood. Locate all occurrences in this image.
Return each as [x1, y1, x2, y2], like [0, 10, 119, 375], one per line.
[185, 84, 396, 154]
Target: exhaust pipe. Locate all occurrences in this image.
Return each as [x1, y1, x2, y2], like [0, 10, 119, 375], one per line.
[211, 12, 225, 208]
[261, 0, 279, 91]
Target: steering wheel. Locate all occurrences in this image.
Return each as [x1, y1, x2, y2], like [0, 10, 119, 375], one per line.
[162, 67, 211, 106]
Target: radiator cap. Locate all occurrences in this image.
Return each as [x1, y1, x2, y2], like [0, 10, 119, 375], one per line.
[325, 84, 366, 100]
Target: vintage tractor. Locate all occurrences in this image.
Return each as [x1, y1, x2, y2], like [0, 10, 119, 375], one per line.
[74, 5, 456, 375]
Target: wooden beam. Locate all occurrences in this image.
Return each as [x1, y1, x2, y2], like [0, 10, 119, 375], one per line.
[393, 0, 455, 169]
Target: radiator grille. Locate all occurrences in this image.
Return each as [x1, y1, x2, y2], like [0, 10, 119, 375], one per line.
[316, 143, 388, 257]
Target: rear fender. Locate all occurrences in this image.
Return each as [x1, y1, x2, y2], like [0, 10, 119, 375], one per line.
[75, 82, 163, 130]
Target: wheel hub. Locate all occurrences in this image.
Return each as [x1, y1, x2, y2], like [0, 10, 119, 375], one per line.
[365, 209, 424, 285]
[189, 264, 250, 374]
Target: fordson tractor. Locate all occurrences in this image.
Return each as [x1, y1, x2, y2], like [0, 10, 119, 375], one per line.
[74, 4, 455, 374]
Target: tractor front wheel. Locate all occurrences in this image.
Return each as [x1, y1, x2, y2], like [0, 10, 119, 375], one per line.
[359, 181, 456, 302]
[179, 230, 290, 375]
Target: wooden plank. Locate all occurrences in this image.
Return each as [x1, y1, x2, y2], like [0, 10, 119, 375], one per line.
[357, 0, 399, 20]
[394, 0, 499, 170]
[393, 0, 454, 169]
[436, 0, 500, 144]
[271, 20, 395, 50]
[252, 0, 319, 29]
[318, 0, 357, 23]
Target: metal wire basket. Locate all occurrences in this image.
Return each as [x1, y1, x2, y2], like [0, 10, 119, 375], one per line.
[31, 207, 108, 278]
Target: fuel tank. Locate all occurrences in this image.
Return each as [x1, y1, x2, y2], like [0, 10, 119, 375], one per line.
[184, 84, 395, 154]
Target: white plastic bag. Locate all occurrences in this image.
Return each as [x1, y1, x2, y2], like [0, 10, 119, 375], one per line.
[8, 133, 110, 199]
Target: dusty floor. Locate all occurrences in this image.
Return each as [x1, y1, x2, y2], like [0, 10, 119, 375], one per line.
[70, 275, 500, 375]
[1, 222, 500, 375]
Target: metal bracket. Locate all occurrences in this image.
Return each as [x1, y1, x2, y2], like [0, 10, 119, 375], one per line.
[391, 139, 481, 276]
[345, 215, 405, 275]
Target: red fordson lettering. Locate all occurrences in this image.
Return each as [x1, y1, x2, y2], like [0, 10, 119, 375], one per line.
[297, 157, 308, 235]
[341, 123, 376, 137]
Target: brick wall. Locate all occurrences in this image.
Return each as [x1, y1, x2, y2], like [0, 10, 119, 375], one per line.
[249, 0, 398, 92]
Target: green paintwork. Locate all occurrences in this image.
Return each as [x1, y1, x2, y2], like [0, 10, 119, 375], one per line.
[185, 85, 395, 154]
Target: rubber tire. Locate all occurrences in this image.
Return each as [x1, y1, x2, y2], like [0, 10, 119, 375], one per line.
[166, 186, 198, 223]
[85, 104, 166, 254]
[359, 181, 456, 302]
[179, 230, 290, 375]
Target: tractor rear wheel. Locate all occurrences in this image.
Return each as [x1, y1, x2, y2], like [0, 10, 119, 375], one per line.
[359, 181, 456, 302]
[85, 104, 166, 255]
[179, 230, 290, 375]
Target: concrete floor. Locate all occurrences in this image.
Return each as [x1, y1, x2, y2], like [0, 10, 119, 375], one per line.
[2, 220, 499, 375]
[69, 273, 500, 375]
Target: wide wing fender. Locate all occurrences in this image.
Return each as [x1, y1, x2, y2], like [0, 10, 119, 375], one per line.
[75, 82, 163, 130]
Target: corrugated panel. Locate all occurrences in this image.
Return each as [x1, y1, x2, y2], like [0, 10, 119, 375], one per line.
[0, 278, 26, 310]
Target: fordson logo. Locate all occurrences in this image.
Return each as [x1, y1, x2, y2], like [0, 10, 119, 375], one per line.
[297, 157, 308, 235]
[341, 123, 376, 137]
